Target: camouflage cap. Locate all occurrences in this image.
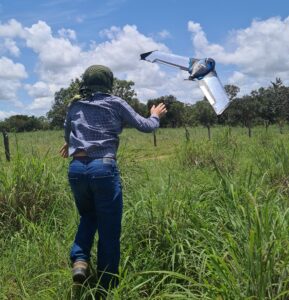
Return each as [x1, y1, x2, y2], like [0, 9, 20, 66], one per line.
[80, 65, 114, 95]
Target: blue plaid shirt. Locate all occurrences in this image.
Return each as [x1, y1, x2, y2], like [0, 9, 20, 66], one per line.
[64, 93, 159, 158]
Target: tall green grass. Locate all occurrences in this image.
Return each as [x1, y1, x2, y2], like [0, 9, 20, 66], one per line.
[0, 127, 288, 299]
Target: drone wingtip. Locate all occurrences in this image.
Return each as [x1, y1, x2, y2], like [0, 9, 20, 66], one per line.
[140, 51, 155, 60]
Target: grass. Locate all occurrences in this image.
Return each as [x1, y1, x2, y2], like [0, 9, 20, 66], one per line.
[0, 126, 288, 299]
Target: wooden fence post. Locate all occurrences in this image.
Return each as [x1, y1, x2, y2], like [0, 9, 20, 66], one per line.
[184, 125, 190, 142]
[153, 130, 157, 147]
[2, 131, 10, 161]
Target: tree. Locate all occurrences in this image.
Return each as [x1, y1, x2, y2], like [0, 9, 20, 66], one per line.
[218, 84, 240, 127]
[193, 100, 217, 140]
[224, 84, 240, 101]
[233, 96, 261, 137]
[47, 77, 145, 129]
[182, 104, 198, 141]
[251, 87, 274, 132]
[47, 78, 81, 128]
[112, 78, 146, 115]
[270, 78, 289, 133]
[147, 95, 185, 128]
[3, 115, 43, 132]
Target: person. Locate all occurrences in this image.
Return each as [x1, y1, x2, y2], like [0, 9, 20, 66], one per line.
[59, 65, 167, 290]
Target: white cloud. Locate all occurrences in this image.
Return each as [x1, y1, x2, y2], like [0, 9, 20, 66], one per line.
[0, 57, 27, 101]
[25, 21, 81, 75]
[58, 28, 77, 40]
[158, 30, 171, 39]
[188, 17, 289, 78]
[188, 20, 224, 58]
[0, 57, 27, 80]
[25, 81, 54, 98]
[76, 16, 84, 23]
[0, 110, 18, 120]
[0, 80, 21, 101]
[25, 81, 61, 112]
[188, 17, 289, 94]
[0, 19, 25, 38]
[27, 96, 54, 111]
[85, 25, 169, 72]
[228, 71, 246, 85]
[2, 38, 20, 56]
[3, 16, 289, 116]
[99, 26, 121, 39]
[89, 25, 201, 102]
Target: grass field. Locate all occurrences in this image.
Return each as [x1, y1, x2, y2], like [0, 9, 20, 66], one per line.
[0, 126, 288, 299]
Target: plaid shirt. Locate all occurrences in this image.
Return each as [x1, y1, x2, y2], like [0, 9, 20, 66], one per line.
[64, 93, 159, 158]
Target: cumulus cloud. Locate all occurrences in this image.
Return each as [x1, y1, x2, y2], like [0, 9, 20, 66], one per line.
[0, 57, 27, 101]
[0, 38, 20, 56]
[158, 30, 171, 39]
[58, 28, 77, 40]
[89, 25, 196, 101]
[188, 17, 289, 92]
[25, 81, 60, 112]
[0, 56, 27, 80]
[24, 21, 82, 82]
[25, 81, 53, 98]
[27, 96, 55, 111]
[0, 110, 18, 120]
[85, 25, 169, 72]
[3, 16, 289, 115]
[0, 19, 25, 38]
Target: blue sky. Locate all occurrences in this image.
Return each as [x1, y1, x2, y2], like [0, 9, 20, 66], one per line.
[1, 0, 289, 119]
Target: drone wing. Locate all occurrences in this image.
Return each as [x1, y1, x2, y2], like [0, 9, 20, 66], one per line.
[140, 50, 193, 71]
[198, 72, 230, 115]
[140, 50, 230, 115]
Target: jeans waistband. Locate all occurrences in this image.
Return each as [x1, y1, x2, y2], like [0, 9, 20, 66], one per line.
[72, 156, 115, 163]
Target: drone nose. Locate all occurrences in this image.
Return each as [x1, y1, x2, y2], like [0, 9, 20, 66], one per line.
[206, 58, 215, 71]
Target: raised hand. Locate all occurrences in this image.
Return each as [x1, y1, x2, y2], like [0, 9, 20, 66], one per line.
[150, 103, 167, 118]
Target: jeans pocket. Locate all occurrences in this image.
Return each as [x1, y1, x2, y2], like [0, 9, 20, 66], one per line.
[90, 168, 114, 179]
[68, 173, 82, 182]
[88, 159, 116, 179]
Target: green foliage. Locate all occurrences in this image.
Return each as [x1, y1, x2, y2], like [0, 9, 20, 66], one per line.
[193, 100, 217, 127]
[47, 78, 81, 128]
[147, 95, 187, 128]
[4, 76, 289, 133]
[1, 115, 49, 132]
[0, 152, 67, 230]
[224, 84, 240, 100]
[0, 128, 288, 299]
[113, 78, 147, 115]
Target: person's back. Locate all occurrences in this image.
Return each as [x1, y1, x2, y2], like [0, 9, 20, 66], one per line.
[65, 92, 162, 159]
[60, 64, 166, 294]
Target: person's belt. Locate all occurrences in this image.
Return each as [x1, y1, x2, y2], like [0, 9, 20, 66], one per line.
[73, 150, 88, 157]
[72, 151, 115, 161]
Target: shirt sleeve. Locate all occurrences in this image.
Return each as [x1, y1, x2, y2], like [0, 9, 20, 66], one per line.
[118, 99, 159, 133]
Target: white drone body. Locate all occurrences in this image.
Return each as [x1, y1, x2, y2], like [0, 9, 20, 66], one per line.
[140, 51, 230, 115]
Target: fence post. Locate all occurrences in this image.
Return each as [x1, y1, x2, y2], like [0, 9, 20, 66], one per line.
[2, 131, 10, 161]
[184, 125, 190, 142]
[153, 130, 157, 147]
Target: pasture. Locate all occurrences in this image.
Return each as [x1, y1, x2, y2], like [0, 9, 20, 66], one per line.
[0, 127, 288, 299]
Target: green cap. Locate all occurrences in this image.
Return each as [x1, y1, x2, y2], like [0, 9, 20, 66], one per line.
[80, 65, 114, 96]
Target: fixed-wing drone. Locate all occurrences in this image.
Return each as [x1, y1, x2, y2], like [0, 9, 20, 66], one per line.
[140, 51, 230, 115]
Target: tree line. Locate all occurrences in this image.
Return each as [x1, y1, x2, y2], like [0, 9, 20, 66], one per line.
[1, 77, 289, 137]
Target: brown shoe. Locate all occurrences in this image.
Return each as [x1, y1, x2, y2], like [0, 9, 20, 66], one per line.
[72, 260, 89, 283]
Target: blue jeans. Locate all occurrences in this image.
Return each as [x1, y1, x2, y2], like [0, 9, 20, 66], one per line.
[68, 157, 122, 289]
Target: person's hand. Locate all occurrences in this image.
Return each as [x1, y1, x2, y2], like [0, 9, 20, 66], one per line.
[59, 143, 69, 158]
[150, 103, 167, 118]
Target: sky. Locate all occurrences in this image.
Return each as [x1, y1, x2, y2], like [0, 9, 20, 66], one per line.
[1, 0, 289, 119]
